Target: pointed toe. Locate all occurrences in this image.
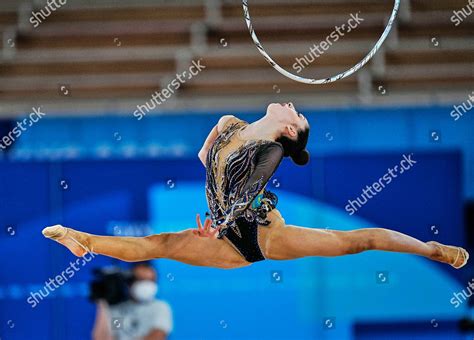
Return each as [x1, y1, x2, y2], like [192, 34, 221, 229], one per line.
[42, 225, 67, 240]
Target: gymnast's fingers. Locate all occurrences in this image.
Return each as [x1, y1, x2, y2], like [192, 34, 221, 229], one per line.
[204, 218, 212, 231]
[196, 213, 204, 232]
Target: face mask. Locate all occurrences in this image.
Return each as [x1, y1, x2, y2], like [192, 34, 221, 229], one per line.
[130, 280, 158, 302]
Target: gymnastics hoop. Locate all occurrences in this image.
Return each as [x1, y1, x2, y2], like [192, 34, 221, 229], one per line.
[242, 0, 400, 84]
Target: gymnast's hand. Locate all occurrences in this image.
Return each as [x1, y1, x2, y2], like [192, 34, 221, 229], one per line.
[193, 214, 222, 239]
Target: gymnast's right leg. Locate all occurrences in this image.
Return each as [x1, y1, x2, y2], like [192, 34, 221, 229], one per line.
[42, 225, 250, 269]
[261, 223, 469, 269]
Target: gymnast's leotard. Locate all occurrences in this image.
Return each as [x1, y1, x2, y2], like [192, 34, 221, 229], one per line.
[205, 116, 286, 263]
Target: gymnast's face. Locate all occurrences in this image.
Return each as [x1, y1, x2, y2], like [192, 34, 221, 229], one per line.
[266, 102, 309, 139]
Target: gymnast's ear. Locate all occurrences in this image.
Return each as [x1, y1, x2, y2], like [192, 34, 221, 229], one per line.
[284, 124, 298, 139]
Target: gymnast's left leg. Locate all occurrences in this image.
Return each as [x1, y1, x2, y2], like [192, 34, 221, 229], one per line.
[260, 224, 469, 269]
[42, 225, 250, 269]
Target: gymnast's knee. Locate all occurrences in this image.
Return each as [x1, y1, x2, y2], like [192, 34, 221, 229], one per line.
[342, 230, 377, 254]
[116, 233, 172, 261]
[145, 230, 192, 258]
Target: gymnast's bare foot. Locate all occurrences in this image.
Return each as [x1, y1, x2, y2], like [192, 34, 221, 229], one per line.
[427, 241, 469, 269]
[42, 225, 91, 257]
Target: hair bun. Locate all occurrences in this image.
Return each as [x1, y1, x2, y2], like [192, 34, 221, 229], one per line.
[291, 149, 310, 166]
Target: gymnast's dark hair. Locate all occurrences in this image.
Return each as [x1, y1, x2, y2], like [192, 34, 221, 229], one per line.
[275, 125, 310, 166]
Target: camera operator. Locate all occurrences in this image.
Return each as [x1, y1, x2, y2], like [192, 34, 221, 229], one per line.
[91, 262, 173, 340]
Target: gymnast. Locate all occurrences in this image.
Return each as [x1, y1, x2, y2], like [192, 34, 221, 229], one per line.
[43, 103, 469, 269]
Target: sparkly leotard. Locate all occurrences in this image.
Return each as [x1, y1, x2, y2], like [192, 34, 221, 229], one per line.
[205, 116, 286, 262]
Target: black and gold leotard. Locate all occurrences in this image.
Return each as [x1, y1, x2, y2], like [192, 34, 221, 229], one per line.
[205, 116, 285, 262]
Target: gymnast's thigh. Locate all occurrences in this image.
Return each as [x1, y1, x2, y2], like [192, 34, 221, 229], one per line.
[161, 229, 251, 269]
[257, 209, 347, 260]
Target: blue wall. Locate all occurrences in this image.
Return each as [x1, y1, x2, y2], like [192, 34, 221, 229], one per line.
[6, 105, 474, 198]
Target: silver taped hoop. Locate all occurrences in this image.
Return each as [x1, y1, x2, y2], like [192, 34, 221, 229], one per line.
[242, 0, 400, 84]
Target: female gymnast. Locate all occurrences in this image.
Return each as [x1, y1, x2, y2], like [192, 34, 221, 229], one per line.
[42, 103, 469, 270]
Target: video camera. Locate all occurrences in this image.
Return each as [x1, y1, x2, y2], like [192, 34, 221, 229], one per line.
[89, 266, 134, 305]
